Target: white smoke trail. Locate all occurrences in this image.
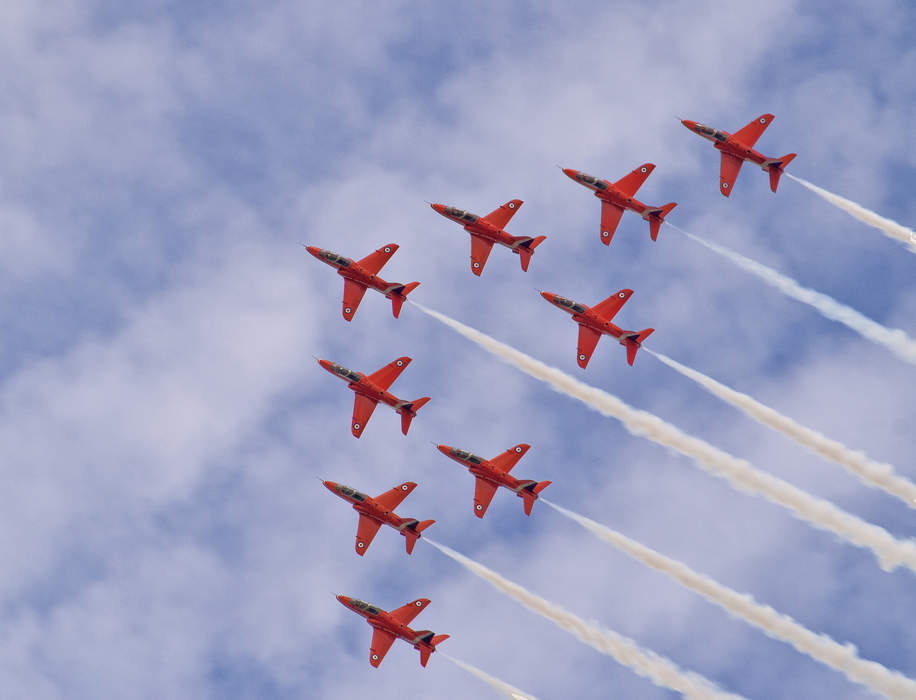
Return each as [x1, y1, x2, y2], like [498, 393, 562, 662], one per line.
[425, 538, 745, 700]
[411, 301, 916, 574]
[542, 499, 916, 699]
[667, 223, 916, 367]
[645, 349, 916, 509]
[444, 655, 540, 700]
[787, 173, 916, 253]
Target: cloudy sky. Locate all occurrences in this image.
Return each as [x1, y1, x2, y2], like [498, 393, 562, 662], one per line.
[1, 1, 914, 698]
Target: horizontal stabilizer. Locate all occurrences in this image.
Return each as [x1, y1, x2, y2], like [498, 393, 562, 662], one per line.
[644, 202, 677, 241]
[624, 328, 654, 366]
[516, 235, 546, 272]
[404, 519, 435, 554]
[521, 480, 551, 515]
[399, 397, 431, 435]
[417, 633, 450, 667]
[766, 153, 796, 192]
[389, 281, 420, 318]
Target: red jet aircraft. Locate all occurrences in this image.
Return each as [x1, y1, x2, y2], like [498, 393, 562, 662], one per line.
[337, 594, 449, 668]
[436, 443, 551, 518]
[318, 356, 430, 438]
[305, 243, 420, 321]
[681, 114, 796, 196]
[562, 165, 677, 245]
[540, 289, 653, 367]
[430, 200, 546, 276]
[323, 480, 435, 556]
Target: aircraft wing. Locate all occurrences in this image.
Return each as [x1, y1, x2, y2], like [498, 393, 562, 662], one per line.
[351, 394, 378, 438]
[389, 597, 431, 625]
[366, 357, 412, 391]
[488, 444, 531, 473]
[473, 478, 499, 518]
[369, 628, 397, 667]
[469, 234, 495, 275]
[355, 515, 383, 554]
[374, 481, 418, 511]
[356, 243, 399, 276]
[612, 163, 655, 198]
[590, 289, 633, 321]
[599, 201, 625, 245]
[576, 324, 602, 368]
[481, 199, 523, 230]
[342, 279, 369, 321]
[731, 114, 774, 149]
[719, 153, 744, 197]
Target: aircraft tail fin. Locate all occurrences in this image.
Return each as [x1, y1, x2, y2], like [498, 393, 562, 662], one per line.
[645, 202, 677, 241]
[404, 519, 435, 554]
[399, 397, 431, 435]
[516, 235, 546, 271]
[521, 480, 551, 515]
[389, 281, 420, 318]
[416, 633, 449, 667]
[624, 328, 654, 366]
[765, 153, 796, 192]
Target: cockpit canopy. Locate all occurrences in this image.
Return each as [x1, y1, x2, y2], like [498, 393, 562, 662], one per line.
[576, 172, 609, 191]
[330, 363, 362, 382]
[321, 249, 352, 267]
[350, 598, 381, 616]
[696, 125, 727, 142]
[444, 206, 479, 223]
[553, 295, 587, 314]
[337, 484, 367, 502]
[451, 448, 484, 464]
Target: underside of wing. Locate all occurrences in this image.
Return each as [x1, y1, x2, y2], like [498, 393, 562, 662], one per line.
[599, 201, 625, 245]
[576, 324, 602, 368]
[731, 114, 773, 149]
[590, 289, 633, 322]
[473, 478, 499, 518]
[351, 394, 378, 438]
[366, 357, 411, 391]
[389, 597, 431, 625]
[374, 481, 417, 511]
[481, 199, 523, 230]
[612, 163, 655, 199]
[342, 279, 369, 321]
[488, 444, 531, 473]
[719, 153, 744, 197]
[356, 243, 399, 276]
[369, 628, 397, 667]
[355, 515, 383, 555]
[469, 234, 495, 275]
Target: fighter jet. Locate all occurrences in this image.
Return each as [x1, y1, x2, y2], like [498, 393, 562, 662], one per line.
[318, 356, 430, 438]
[430, 200, 546, 276]
[323, 480, 435, 556]
[305, 243, 420, 321]
[562, 165, 677, 245]
[337, 594, 449, 668]
[436, 443, 551, 518]
[540, 289, 653, 367]
[681, 114, 796, 196]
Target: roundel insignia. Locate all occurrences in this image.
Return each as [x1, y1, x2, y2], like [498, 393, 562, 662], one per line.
[415, 600, 423, 606]
[640, 166, 647, 173]
[371, 654, 379, 661]
[344, 307, 352, 314]
[508, 202, 516, 208]
[618, 292, 626, 298]
[353, 423, 361, 430]
[759, 117, 767, 123]
[515, 446, 523, 453]
[602, 231, 610, 238]
[722, 182, 729, 188]
[396, 359, 403, 366]
[475, 504, 483, 510]
[384, 246, 391, 253]
[401, 484, 409, 491]
[578, 353, 586, 361]
[357, 541, 365, 548]
[473, 261, 480, 268]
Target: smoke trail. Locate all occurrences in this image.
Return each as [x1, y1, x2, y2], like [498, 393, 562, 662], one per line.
[411, 301, 916, 574]
[542, 499, 916, 699]
[667, 224, 916, 367]
[425, 538, 745, 700]
[787, 173, 916, 253]
[444, 655, 540, 700]
[645, 349, 916, 509]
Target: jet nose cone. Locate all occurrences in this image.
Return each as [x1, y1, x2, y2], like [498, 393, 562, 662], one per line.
[561, 168, 578, 180]
[540, 291, 554, 302]
[436, 444, 451, 456]
[317, 358, 332, 372]
[322, 480, 337, 492]
[336, 594, 349, 606]
[305, 245, 321, 257]
[680, 119, 696, 130]
[430, 203, 445, 215]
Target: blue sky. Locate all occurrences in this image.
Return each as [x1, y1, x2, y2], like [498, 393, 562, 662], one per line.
[1, 1, 914, 698]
